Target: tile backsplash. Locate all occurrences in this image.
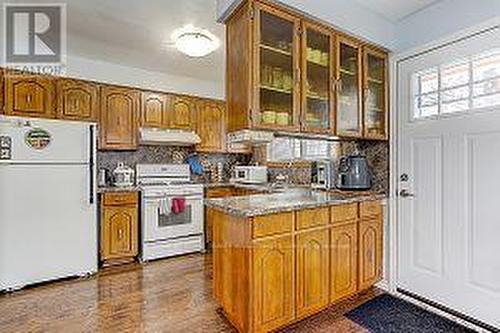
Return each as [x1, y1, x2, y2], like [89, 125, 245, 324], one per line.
[98, 139, 388, 194]
[267, 140, 389, 194]
[97, 146, 251, 184]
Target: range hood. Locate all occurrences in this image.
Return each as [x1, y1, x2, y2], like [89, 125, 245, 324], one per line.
[227, 130, 274, 145]
[140, 127, 201, 146]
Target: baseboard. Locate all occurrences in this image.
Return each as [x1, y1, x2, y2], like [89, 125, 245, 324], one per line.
[391, 289, 498, 333]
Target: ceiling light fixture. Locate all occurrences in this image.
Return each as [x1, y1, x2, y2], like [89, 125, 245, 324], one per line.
[172, 26, 220, 58]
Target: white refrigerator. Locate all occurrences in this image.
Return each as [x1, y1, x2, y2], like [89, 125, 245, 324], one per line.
[0, 116, 98, 291]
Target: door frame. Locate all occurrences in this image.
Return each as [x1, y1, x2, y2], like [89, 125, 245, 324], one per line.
[388, 16, 500, 331]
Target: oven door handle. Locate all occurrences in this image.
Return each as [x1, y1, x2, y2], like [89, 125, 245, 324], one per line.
[145, 195, 203, 201]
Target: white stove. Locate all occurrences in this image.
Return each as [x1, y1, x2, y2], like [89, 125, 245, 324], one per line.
[137, 164, 204, 261]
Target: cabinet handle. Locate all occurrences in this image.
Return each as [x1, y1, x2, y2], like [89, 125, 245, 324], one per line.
[26, 94, 32, 104]
[118, 229, 124, 240]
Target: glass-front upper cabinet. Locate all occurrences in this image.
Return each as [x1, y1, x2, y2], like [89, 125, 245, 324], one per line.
[336, 37, 362, 137]
[363, 48, 388, 139]
[254, 3, 300, 130]
[301, 22, 333, 133]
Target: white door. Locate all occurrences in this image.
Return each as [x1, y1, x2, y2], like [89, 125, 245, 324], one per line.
[398, 27, 500, 329]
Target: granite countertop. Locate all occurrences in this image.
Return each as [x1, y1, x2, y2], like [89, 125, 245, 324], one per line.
[97, 186, 141, 193]
[205, 188, 387, 217]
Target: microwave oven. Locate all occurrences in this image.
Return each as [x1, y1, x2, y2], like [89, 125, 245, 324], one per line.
[232, 166, 268, 184]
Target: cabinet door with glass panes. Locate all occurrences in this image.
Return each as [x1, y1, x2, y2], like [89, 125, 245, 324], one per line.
[363, 48, 388, 140]
[253, 2, 300, 131]
[336, 37, 363, 138]
[301, 22, 334, 134]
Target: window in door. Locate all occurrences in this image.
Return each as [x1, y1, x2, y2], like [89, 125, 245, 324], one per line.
[413, 48, 500, 119]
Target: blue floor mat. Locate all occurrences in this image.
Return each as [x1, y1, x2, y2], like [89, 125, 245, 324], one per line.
[345, 294, 476, 333]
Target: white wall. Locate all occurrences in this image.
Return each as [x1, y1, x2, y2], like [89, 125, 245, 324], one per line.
[65, 55, 224, 100]
[216, 0, 397, 50]
[395, 0, 500, 52]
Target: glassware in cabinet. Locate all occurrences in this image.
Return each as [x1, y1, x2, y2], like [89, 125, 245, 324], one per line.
[255, 4, 300, 129]
[336, 39, 362, 137]
[364, 50, 387, 139]
[302, 24, 333, 133]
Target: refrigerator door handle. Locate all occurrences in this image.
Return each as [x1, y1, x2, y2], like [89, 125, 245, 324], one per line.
[89, 125, 95, 205]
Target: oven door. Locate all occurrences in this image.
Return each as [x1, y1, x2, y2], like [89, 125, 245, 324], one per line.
[144, 193, 203, 242]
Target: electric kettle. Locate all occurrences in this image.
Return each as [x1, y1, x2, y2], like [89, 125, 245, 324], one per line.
[336, 155, 372, 190]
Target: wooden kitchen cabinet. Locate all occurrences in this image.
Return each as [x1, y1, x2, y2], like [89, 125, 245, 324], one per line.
[226, 1, 301, 132]
[296, 228, 329, 319]
[99, 85, 140, 150]
[331, 222, 358, 302]
[225, 1, 389, 140]
[141, 91, 169, 128]
[100, 192, 139, 266]
[166, 95, 195, 130]
[56, 79, 99, 121]
[363, 47, 388, 140]
[358, 217, 383, 290]
[196, 99, 226, 152]
[252, 234, 294, 332]
[336, 36, 363, 138]
[4, 72, 55, 118]
[301, 21, 335, 134]
[211, 200, 384, 333]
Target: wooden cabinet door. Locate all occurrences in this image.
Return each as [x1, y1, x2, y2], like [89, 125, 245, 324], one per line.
[167, 95, 194, 130]
[141, 92, 169, 128]
[300, 21, 335, 134]
[336, 37, 363, 138]
[101, 206, 138, 260]
[358, 218, 383, 290]
[5, 73, 55, 118]
[331, 223, 358, 302]
[253, 2, 301, 131]
[363, 47, 388, 140]
[56, 79, 99, 121]
[296, 228, 329, 318]
[196, 100, 226, 152]
[252, 235, 294, 332]
[99, 86, 140, 150]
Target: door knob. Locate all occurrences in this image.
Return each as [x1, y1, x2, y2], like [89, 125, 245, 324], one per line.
[399, 189, 415, 198]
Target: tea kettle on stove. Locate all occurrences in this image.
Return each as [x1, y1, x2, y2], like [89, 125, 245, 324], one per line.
[337, 154, 372, 190]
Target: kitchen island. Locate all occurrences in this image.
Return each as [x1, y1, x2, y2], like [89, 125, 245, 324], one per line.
[205, 190, 386, 333]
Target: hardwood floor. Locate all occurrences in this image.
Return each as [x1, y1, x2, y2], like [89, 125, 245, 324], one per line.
[0, 253, 381, 332]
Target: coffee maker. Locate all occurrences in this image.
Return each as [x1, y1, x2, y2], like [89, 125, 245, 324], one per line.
[311, 161, 335, 190]
[337, 155, 372, 190]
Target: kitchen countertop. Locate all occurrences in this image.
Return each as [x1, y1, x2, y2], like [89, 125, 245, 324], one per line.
[205, 188, 387, 217]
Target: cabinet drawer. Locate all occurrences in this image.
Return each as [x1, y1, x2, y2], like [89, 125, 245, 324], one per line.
[296, 207, 329, 230]
[360, 201, 382, 218]
[331, 204, 358, 224]
[206, 187, 234, 198]
[252, 212, 294, 239]
[103, 192, 139, 206]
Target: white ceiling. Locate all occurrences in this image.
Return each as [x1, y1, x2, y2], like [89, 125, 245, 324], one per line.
[16, 0, 225, 83]
[353, 0, 442, 22]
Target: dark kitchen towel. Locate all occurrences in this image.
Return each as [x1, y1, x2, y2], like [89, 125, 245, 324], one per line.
[345, 294, 476, 333]
[171, 198, 186, 214]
